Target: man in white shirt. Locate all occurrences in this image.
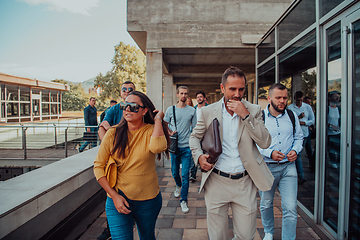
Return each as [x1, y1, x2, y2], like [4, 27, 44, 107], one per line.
[189, 66, 273, 240]
[287, 91, 315, 183]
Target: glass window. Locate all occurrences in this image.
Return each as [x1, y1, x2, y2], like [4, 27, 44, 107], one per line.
[51, 91, 58, 102]
[51, 104, 58, 115]
[320, 0, 344, 18]
[279, 30, 317, 214]
[1, 84, 4, 101]
[258, 58, 275, 109]
[20, 103, 30, 116]
[1, 103, 5, 118]
[7, 102, 18, 117]
[42, 90, 50, 102]
[6, 85, 18, 101]
[20, 87, 30, 101]
[32, 89, 40, 95]
[349, 19, 360, 240]
[42, 103, 50, 115]
[33, 99, 40, 116]
[258, 30, 275, 64]
[278, 0, 316, 49]
[324, 21, 341, 232]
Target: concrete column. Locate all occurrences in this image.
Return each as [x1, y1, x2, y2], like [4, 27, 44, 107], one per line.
[163, 74, 173, 111]
[146, 49, 163, 110]
[173, 84, 177, 104]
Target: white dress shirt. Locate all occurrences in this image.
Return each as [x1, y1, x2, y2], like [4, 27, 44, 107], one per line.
[215, 98, 246, 173]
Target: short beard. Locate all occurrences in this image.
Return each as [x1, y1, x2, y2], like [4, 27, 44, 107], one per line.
[198, 100, 204, 104]
[271, 100, 286, 113]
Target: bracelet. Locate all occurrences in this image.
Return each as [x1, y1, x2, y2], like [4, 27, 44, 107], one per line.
[154, 116, 162, 121]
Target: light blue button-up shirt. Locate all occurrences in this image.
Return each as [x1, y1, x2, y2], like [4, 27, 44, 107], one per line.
[287, 102, 315, 137]
[257, 105, 303, 163]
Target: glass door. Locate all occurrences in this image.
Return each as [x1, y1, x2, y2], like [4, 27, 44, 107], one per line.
[347, 9, 360, 240]
[323, 21, 342, 232]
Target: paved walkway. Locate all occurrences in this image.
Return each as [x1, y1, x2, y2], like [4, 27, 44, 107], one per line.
[79, 161, 321, 240]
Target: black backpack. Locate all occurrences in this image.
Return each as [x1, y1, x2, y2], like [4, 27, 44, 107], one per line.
[262, 109, 296, 135]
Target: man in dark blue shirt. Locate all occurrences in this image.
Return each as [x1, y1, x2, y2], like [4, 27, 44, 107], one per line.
[79, 97, 98, 152]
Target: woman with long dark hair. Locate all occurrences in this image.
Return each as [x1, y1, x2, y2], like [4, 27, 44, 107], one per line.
[94, 91, 170, 240]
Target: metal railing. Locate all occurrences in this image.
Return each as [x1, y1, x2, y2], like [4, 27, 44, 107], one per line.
[0, 124, 99, 159]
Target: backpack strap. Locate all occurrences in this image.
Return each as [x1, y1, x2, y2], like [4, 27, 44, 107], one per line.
[286, 109, 296, 135]
[172, 105, 177, 129]
[263, 109, 296, 135]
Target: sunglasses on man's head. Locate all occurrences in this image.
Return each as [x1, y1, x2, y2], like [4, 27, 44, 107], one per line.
[119, 102, 145, 113]
[121, 87, 134, 92]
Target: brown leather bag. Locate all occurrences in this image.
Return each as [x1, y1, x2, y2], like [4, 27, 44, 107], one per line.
[201, 118, 222, 165]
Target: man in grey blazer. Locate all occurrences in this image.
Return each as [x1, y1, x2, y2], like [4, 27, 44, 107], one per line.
[189, 66, 274, 240]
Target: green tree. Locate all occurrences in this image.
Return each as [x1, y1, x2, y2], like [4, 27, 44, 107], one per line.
[95, 42, 146, 100]
[52, 79, 87, 111]
[302, 70, 317, 108]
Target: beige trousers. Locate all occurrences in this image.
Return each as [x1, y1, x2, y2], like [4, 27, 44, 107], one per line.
[204, 172, 258, 240]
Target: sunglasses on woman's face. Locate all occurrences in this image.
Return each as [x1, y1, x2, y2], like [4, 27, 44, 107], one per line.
[121, 87, 134, 92]
[119, 102, 145, 113]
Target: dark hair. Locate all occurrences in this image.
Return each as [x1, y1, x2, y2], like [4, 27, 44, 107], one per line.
[177, 86, 188, 94]
[110, 100, 117, 104]
[90, 97, 96, 101]
[122, 81, 135, 89]
[268, 83, 287, 96]
[294, 91, 303, 100]
[196, 91, 206, 98]
[222, 66, 247, 86]
[304, 96, 311, 101]
[111, 91, 170, 159]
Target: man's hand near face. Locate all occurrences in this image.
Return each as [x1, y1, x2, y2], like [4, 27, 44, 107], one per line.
[227, 99, 250, 119]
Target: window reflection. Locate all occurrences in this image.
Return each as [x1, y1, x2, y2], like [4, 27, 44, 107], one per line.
[279, 30, 317, 214]
[258, 30, 275, 64]
[258, 58, 275, 109]
[324, 21, 341, 231]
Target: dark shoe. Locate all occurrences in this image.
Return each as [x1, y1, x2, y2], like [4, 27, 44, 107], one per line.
[189, 176, 196, 183]
[97, 227, 111, 240]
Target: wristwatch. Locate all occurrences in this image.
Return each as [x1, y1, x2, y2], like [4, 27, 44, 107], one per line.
[242, 114, 250, 121]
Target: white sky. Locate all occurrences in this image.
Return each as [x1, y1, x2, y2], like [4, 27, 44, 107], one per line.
[0, 0, 137, 83]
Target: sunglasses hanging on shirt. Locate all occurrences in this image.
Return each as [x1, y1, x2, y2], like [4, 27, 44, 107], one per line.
[119, 102, 145, 113]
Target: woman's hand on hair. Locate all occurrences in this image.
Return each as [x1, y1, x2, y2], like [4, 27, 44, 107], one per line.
[153, 110, 164, 121]
[113, 194, 131, 214]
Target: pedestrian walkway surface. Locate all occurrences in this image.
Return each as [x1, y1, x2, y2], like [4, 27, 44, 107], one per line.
[79, 161, 321, 240]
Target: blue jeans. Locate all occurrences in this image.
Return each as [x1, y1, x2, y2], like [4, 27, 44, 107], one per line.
[260, 161, 298, 240]
[79, 127, 98, 151]
[170, 147, 192, 202]
[190, 157, 197, 179]
[105, 191, 162, 240]
[295, 147, 305, 180]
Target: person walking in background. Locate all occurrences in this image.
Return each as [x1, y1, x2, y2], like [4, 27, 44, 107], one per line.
[189, 91, 208, 182]
[287, 91, 315, 182]
[98, 81, 135, 140]
[327, 90, 341, 169]
[164, 86, 197, 213]
[186, 97, 194, 107]
[79, 97, 98, 152]
[93, 91, 170, 240]
[100, 100, 117, 123]
[258, 83, 303, 240]
[189, 67, 273, 240]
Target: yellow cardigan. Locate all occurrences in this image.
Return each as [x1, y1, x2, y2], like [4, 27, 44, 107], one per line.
[94, 124, 167, 201]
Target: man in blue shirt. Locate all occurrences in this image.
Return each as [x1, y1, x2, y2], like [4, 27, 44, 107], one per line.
[98, 81, 135, 140]
[164, 86, 197, 213]
[258, 83, 303, 240]
[287, 91, 315, 181]
[79, 97, 98, 152]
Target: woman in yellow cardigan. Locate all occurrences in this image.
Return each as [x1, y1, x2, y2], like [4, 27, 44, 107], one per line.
[94, 91, 170, 240]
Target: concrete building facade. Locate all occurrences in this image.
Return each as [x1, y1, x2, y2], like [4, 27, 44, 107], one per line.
[127, 0, 293, 110]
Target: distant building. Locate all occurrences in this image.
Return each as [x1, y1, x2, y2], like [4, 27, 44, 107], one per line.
[0, 73, 69, 123]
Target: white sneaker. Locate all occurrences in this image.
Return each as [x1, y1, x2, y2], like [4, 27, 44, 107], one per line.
[263, 233, 273, 240]
[174, 186, 181, 198]
[180, 201, 189, 213]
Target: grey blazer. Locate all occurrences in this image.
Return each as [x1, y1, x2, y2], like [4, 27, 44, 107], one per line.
[189, 99, 274, 192]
